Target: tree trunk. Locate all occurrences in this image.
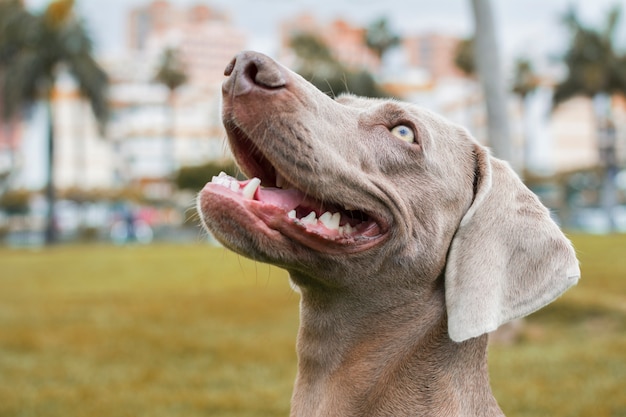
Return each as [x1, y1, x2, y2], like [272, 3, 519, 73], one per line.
[594, 94, 618, 232]
[44, 99, 57, 245]
[163, 91, 176, 181]
[0, 120, 17, 196]
[470, 0, 512, 165]
[521, 93, 532, 178]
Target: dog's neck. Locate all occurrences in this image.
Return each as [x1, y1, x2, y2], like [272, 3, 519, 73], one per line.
[289, 273, 504, 417]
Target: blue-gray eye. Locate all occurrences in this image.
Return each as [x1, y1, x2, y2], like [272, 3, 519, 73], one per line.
[390, 125, 415, 143]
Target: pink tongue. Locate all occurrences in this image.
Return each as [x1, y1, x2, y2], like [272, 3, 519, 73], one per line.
[256, 187, 306, 211]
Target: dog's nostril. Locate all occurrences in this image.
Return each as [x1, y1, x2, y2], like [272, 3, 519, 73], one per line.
[224, 56, 237, 76]
[243, 56, 286, 90]
[244, 61, 260, 86]
[223, 51, 287, 96]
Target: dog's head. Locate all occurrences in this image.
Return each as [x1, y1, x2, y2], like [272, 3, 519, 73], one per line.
[198, 51, 579, 342]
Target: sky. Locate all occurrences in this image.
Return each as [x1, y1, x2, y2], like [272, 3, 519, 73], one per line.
[16, 0, 626, 189]
[24, 0, 626, 68]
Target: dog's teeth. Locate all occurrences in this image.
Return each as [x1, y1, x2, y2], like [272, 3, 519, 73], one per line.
[212, 171, 235, 188]
[242, 178, 261, 199]
[301, 211, 317, 225]
[229, 181, 239, 192]
[319, 211, 340, 230]
[276, 172, 284, 189]
[340, 223, 354, 235]
[288, 210, 297, 219]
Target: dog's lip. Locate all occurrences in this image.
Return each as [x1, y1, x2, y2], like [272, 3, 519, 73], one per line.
[220, 117, 390, 242]
[200, 175, 389, 253]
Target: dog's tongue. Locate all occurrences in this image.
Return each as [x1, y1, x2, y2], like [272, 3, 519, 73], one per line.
[256, 187, 305, 211]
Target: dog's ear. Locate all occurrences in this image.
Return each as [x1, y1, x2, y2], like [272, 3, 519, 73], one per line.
[445, 144, 580, 343]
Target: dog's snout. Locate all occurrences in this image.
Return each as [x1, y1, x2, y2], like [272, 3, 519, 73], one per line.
[223, 51, 287, 96]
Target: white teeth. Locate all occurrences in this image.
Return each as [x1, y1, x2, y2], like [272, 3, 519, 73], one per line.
[339, 223, 354, 235]
[290, 208, 356, 236]
[319, 211, 340, 230]
[301, 211, 317, 225]
[276, 172, 284, 189]
[242, 177, 261, 199]
[211, 173, 260, 199]
[211, 171, 230, 186]
[210, 172, 358, 237]
[211, 171, 240, 191]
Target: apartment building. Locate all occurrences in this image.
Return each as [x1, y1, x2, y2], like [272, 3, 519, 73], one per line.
[403, 33, 465, 80]
[128, 1, 246, 86]
[279, 13, 380, 73]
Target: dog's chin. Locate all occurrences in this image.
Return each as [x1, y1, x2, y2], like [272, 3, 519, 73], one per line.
[197, 172, 388, 256]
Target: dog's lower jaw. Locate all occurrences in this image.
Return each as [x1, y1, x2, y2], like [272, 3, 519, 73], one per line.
[289, 283, 505, 417]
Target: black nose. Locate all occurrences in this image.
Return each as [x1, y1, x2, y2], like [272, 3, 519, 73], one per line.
[223, 51, 287, 96]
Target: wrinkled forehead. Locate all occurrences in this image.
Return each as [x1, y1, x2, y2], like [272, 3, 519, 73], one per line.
[335, 94, 449, 128]
[335, 94, 467, 147]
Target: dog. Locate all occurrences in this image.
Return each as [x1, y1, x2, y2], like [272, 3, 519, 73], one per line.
[197, 51, 580, 417]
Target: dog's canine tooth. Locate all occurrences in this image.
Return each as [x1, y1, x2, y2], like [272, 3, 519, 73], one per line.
[319, 211, 341, 230]
[301, 211, 317, 225]
[288, 210, 297, 219]
[276, 172, 284, 189]
[242, 178, 261, 199]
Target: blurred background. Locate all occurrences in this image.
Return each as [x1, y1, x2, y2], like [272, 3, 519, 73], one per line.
[1, 0, 625, 244]
[1, 1, 625, 416]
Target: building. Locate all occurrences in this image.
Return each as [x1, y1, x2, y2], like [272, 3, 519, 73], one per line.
[403, 33, 465, 80]
[95, 0, 248, 191]
[5, 1, 247, 193]
[0, 117, 22, 189]
[279, 14, 380, 73]
[127, 0, 245, 86]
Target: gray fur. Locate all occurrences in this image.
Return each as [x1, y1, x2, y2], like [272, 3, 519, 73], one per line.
[198, 51, 579, 417]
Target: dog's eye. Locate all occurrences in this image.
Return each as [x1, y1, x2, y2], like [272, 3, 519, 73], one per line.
[390, 125, 415, 143]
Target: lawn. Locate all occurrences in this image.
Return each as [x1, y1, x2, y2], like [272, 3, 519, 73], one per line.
[0, 235, 625, 417]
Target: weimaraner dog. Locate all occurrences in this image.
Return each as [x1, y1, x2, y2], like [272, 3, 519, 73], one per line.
[197, 51, 580, 417]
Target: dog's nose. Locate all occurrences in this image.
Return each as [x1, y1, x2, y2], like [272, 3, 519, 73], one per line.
[223, 51, 287, 96]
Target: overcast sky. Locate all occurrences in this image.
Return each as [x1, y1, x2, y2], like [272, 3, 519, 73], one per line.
[24, 0, 626, 68]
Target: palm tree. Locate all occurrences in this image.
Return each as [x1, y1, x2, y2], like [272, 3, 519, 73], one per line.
[364, 17, 400, 64]
[289, 33, 388, 98]
[470, 0, 512, 165]
[154, 47, 187, 179]
[0, 0, 109, 244]
[511, 57, 540, 174]
[554, 5, 626, 231]
[0, 0, 32, 195]
[454, 37, 475, 78]
[554, 6, 626, 106]
[290, 33, 341, 81]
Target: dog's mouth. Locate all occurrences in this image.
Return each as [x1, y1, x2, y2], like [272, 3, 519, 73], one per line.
[200, 124, 388, 254]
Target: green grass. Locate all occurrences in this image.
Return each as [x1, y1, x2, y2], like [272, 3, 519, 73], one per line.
[490, 234, 626, 417]
[0, 235, 625, 416]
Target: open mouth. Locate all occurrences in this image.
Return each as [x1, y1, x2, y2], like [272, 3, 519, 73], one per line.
[205, 171, 385, 251]
[201, 124, 388, 253]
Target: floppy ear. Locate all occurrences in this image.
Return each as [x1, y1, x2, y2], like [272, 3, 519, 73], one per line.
[445, 144, 580, 343]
